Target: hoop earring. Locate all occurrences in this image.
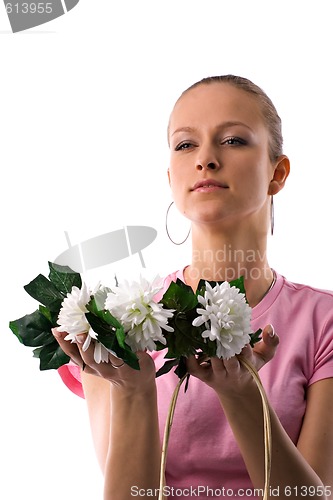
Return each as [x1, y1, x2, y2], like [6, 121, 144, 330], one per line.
[165, 202, 191, 245]
[270, 196, 274, 236]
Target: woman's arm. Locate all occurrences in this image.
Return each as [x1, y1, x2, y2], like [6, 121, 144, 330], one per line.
[53, 330, 161, 500]
[297, 378, 333, 498]
[81, 372, 111, 473]
[187, 326, 333, 500]
[218, 375, 331, 499]
[104, 377, 161, 500]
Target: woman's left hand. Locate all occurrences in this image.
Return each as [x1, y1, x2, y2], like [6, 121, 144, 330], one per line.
[186, 324, 279, 395]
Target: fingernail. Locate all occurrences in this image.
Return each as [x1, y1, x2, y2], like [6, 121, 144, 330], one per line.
[268, 324, 275, 337]
[52, 327, 61, 339]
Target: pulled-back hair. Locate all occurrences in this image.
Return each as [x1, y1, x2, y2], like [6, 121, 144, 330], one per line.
[182, 75, 283, 162]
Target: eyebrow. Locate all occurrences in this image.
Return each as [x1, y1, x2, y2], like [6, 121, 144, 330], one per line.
[170, 121, 254, 137]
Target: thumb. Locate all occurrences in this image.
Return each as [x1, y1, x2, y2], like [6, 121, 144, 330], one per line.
[51, 327, 82, 363]
[253, 324, 279, 364]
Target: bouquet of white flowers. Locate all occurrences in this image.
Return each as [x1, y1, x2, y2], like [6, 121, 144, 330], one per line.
[9, 262, 271, 500]
[9, 262, 262, 380]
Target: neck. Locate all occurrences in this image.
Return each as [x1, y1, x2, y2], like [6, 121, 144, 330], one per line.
[184, 224, 273, 307]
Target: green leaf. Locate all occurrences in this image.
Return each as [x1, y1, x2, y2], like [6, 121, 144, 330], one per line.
[48, 261, 82, 295]
[116, 347, 140, 370]
[161, 279, 198, 312]
[32, 346, 43, 358]
[93, 286, 112, 312]
[155, 358, 180, 377]
[164, 309, 206, 358]
[85, 311, 140, 370]
[229, 275, 246, 295]
[155, 356, 190, 384]
[202, 338, 218, 357]
[37, 341, 70, 370]
[115, 326, 127, 349]
[85, 312, 117, 350]
[184, 373, 191, 392]
[249, 328, 262, 347]
[24, 274, 64, 312]
[9, 310, 54, 347]
[107, 338, 140, 370]
[154, 340, 169, 351]
[196, 279, 208, 296]
[174, 356, 188, 379]
[38, 304, 52, 323]
[39, 305, 59, 326]
[87, 297, 122, 329]
[174, 278, 193, 293]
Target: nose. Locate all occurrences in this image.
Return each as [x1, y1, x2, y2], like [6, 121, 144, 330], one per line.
[196, 161, 218, 171]
[195, 145, 221, 171]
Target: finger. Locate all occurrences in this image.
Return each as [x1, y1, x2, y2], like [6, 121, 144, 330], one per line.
[76, 333, 87, 345]
[238, 343, 252, 360]
[186, 355, 208, 376]
[253, 324, 279, 364]
[216, 355, 240, 376]
[75, 333, 101, 370]
[52, 328, 83, 366]
[108, 351, 126, 368]
[197, 352, 211, 365]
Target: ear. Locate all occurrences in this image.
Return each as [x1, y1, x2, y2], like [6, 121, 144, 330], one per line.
[268, 155, 290, 195]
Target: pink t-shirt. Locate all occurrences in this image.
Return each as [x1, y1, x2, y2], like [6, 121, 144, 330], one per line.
[58, 270, 333, 499]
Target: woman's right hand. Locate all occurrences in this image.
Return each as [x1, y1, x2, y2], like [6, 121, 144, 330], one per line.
[52, 328, 157, 394]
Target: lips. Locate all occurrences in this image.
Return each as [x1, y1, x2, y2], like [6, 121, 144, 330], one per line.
[191, 179, 228, 191]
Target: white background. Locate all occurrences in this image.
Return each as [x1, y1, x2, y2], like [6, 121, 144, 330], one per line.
[1, 1, 332, 499]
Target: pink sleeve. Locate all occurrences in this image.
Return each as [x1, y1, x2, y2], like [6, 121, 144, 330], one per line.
[58, 363, 84, 398]
[309, 311, 333, 386]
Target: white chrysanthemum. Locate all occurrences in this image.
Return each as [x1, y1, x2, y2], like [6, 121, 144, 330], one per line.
[57, 283, 115, 364]
[104, 275, 174, 352]
[192, 281, 252, 359]
[57, 283, 92, 337]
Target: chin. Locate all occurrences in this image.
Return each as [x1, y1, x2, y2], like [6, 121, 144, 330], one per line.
[189, 209, 228, 225]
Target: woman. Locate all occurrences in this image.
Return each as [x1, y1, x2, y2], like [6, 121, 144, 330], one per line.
[53, 75, 333, 499]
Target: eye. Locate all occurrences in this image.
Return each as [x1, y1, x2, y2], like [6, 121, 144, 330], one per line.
[175, 142, 194, 151]
[221, 137, 247, 146]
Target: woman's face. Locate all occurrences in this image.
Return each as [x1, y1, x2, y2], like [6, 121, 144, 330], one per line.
[168, 83, 276, 229]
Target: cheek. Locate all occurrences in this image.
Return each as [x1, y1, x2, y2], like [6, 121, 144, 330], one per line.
[235, 150, 271, 182]
[231, 159, 270, 202]
[168, 169, 190, 211]
[168, 164, 186, 189]
[168, 168, 181, 196]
